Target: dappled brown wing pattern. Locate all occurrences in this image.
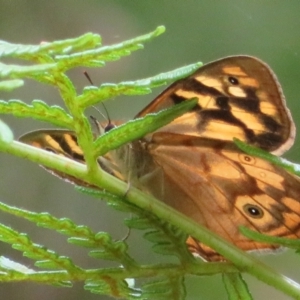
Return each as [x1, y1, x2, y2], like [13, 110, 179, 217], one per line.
[135, 133, 300, 261]
[19, 130, 119, 188]
[113, 56, 300, 261]
[19, 130, 92, 187]
[20, 130, 84, 162]
[137, 56, 295, 155]
[19, 56, 300, 261]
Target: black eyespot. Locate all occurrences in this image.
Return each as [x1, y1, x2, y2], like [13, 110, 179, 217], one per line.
[243, 204, 264, 219]
[239, 154, 255, 165]
[228, 76, 239, 85]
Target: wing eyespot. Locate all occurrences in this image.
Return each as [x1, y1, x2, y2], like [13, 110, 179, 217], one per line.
[239, 154, 256, 165]
[243, 204, 264, 219]
[228, 76, 239, 85]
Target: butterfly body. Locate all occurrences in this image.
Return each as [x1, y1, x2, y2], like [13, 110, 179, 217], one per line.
[19, 56, 300, 261]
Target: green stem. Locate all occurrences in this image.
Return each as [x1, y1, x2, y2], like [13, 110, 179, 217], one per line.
[90, 160, 300, 299]
[2, 140, 300, 298]
[0, 263, 237, 283]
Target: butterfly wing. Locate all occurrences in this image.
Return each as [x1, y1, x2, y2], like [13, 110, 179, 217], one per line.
[137, 56, 295, 155]
[19, 130, 84, 161]
[135, 132, 300, 261]
[19, 130, 94, 186]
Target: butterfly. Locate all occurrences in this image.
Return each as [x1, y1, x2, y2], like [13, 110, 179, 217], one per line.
[19, 56, 300, 261]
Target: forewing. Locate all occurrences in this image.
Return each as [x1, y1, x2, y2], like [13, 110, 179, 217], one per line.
[137, 56, 295, 154]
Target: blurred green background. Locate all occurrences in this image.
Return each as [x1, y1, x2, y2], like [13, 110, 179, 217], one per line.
[1, 1, 300, 299]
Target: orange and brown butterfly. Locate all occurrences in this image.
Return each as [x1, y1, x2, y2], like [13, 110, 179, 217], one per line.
[19, 56, 300, 261]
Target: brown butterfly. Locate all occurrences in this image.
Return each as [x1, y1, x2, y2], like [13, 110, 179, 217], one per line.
[19, 56, 300, 261]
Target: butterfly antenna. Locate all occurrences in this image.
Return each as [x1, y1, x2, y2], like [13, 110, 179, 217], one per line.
[83, 71, 115, 133]
[83, 70, 94, 86]
[97, 101, 115, 132]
